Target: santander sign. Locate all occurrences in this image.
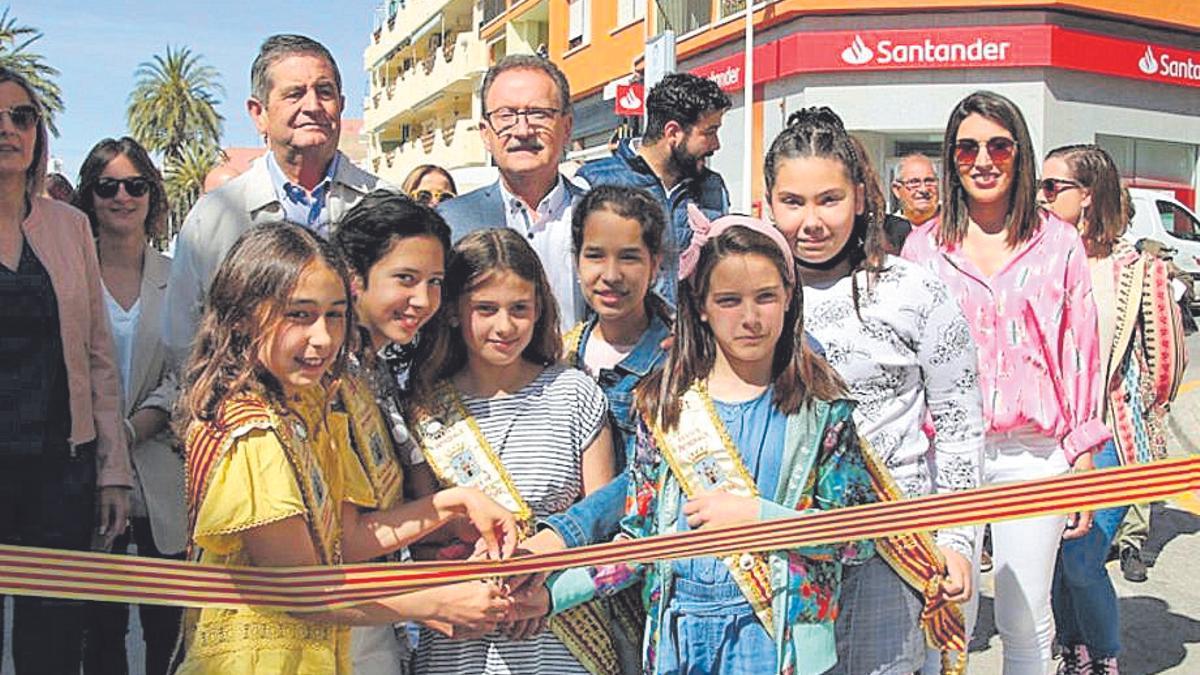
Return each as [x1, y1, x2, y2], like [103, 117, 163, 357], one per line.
[1138, 45, 1200, 82]
[839, 33, 1012, 67]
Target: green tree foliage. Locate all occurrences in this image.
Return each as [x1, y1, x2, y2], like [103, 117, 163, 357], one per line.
[0, 8, 63, 134]
[163, 141, 222, 240]
[127, 45, 224, 162]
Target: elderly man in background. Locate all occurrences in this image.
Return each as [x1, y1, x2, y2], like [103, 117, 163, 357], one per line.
[163, 33, 386, 366]
[891, 152, 941, 238]
[437, 54, 584, 332]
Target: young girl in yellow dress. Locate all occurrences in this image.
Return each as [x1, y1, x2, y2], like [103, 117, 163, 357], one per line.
[175, 223, 518, 674]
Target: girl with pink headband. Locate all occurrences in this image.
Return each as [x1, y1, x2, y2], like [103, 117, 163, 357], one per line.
[538, 206, 888, 674]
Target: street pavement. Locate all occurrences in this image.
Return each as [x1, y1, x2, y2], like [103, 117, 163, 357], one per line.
[4, 338, 1199, 674]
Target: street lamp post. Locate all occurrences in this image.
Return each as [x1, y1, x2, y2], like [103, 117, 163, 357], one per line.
[741, 1, 755, 213]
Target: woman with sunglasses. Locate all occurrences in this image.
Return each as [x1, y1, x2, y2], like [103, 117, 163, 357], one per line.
[903, 91, 1110, 675]
[1038, 144, 1185, 675]
[403, 164, 457, 208]
[71, 137, 184, 675]
[0, 69, 132, 672]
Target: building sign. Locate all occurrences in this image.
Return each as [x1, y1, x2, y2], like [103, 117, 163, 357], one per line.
[692, 25, 1198, 89]
[689, 43, 779, 92]
[614, 83, 645, 116]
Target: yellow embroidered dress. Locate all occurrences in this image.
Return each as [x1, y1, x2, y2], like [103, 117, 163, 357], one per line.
[178, 386, 373, 675]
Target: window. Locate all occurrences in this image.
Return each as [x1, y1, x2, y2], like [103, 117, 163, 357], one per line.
[1159, 201, 1200, 241]
[720, 0, 747, 18]
[617, 0, 646, 26]
[656, 0, 711, 34]
[568, 0, 589, 49]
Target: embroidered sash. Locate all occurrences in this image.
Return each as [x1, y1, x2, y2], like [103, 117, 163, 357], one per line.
[562, 321, 585, 366]
[339, 376, 405, 509]
[408, 381, 623, 675]
[651, 383, 776, 634]
[185, 393, 342, 565]
[856, 437, 968, 675]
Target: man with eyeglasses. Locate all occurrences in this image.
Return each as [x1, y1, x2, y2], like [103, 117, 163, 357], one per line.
[437, 54, 585, 332]
[576, 73, 731, 305]
[890, 153, 942, 240]
[163, 34, 389, 368]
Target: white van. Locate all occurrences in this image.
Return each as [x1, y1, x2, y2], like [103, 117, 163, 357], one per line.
[1124, 188, 1200, 285]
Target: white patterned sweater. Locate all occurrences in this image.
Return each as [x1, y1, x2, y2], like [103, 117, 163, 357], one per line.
[803, 255, 985, 556]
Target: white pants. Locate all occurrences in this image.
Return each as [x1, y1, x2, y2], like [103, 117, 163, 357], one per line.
[352, 625, 409, 675]
[985, 432, 1071, 674]
[923, 431, 1069, 675]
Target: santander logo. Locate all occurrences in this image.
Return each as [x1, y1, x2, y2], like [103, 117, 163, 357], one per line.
[841, 36, 874, 65]
[1139, 47, 1160, 75]
[618, 87, 642, 111]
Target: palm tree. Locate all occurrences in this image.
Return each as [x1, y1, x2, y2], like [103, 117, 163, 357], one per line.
[0, 9, 63, 134]
[127, 46, 224, 162]
[163, 141, 222, 241]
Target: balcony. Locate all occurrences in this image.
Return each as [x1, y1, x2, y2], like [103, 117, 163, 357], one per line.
[370, 116, 488, 183]
[366, 0, 474, 69]
[364, 30, 486, 133]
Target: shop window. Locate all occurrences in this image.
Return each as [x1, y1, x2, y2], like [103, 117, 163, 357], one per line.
[1098, 133, 1197, 193]
[656, 0, 710, 35]
[618, 0, 646, 26]
[568, 0, 589, 49]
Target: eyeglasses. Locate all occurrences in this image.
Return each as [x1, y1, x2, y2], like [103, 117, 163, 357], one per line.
[0, 105, 39, 131]
[1039, 178, 1081, 202]
[484, 107, 561, 133]
[954, 137, 1016, 166]
[411, 189, 455, 205]
[897, 177, 938, 190]
[93, 177, 151, 199]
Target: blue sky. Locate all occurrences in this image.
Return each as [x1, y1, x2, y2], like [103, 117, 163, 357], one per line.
[14, 0, 379, 178]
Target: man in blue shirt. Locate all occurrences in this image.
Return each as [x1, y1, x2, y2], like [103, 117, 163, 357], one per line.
[163, 34, 387, 366]
[576, 73, 732, 304]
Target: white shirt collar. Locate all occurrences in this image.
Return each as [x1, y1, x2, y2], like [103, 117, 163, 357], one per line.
[498, 174, 570, 220]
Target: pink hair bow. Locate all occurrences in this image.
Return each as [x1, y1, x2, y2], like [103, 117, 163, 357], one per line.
[677, 203, 795, 284]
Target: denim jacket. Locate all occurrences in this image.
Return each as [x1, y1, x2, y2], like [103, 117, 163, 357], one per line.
[540, 311, 671, 548]
[576, 139, 729, 304]
[547, 398, 880, 675]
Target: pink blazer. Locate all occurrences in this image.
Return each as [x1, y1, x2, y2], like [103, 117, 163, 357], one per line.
[23, 196, 132, 487]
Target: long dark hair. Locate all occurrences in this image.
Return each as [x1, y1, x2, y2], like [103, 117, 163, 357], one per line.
[571, 184, 672, 323]
[939, 91, 1040, 247]
[410, 228, 562, 402]
[74, 136, 168, 240]
[177, 224, 355, 431]
[635, 226, 844, 430]
[1045, 144, 1124, 258]
[764, 107, 887, 312]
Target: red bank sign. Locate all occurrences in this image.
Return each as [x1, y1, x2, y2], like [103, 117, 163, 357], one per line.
[614, 83, 645, 116]
[691, 25, 1199, 89]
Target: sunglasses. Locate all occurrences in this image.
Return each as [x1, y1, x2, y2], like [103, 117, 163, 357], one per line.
[954, 137, 1016, 166]
[1039, 178, 1081, 202]
[93, 177, 151, 199]
[0, 105, 39, 131]
[411, 189, 455, 205]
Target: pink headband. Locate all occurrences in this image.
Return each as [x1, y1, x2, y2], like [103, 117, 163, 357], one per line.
[677, 204, 796, 284]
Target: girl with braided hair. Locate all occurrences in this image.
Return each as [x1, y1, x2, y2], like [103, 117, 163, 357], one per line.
[766, 106, 984, 674]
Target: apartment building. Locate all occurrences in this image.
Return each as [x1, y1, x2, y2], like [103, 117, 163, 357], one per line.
[553, 1, 1200, 212]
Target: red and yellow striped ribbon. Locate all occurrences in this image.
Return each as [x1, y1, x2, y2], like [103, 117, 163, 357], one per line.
[0, 457, 1195, 611]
